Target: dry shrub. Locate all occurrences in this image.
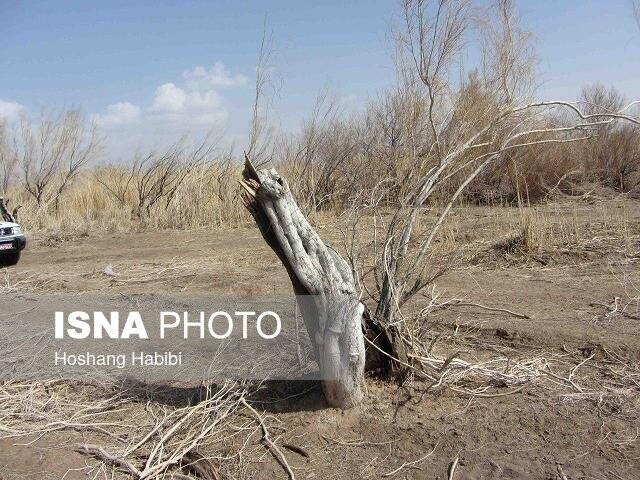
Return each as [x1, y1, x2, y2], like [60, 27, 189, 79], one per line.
[3, 84, 637, 237]
[466, 140, 578, 204]
[451, 84, 640, 204]
[276, 92, 377, 212]
[6, 160, 247, 236]
[582, 125, 640, 194]
[4, 111, 637, 238]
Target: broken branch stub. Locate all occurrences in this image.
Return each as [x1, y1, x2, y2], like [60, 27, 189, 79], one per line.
[0, 197, 16, 223]
[240, 158, 366, 408]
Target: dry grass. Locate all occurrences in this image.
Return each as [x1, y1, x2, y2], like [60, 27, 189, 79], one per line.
[4, 124, 638, 240]
[3, 323, 637, 478]
[7, 163, 249, 235]
[403, 309, 640, 401]
[476, 198, 639, 262]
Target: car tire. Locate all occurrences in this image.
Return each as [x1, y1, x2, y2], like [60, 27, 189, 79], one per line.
[0, 251, 20, 267]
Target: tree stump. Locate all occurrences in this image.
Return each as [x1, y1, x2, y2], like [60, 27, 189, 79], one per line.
[240, 159, 366, 408]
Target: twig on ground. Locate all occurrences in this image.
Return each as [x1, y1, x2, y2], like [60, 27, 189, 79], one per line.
[321, 435, 397, 447]
[442, 300, 530, 319]
[448, 456, 459, 480]
[590, 301, 640, 320]
[556, 463, 568, 480]
[241, 397, 296, 480]
[282, 443, 310, 458]
[77, 444, 141, 478]
[382, 439, 440, 477]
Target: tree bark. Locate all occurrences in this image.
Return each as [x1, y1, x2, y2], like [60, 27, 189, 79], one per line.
[0, 197, 16, 223]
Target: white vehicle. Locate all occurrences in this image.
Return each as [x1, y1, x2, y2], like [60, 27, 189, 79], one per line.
[0, 220, 26, 267]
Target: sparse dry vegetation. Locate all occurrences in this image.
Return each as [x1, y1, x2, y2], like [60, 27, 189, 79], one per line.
[2, 0, 640, 479]
[1, 85, 638, 240]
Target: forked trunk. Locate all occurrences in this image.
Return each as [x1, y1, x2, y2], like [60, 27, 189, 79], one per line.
[239, 158, 406, 407]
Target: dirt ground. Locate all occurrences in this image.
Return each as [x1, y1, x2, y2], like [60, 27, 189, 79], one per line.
[1, 199, 639, 479]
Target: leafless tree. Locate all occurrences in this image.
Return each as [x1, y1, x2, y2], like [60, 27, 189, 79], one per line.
[580, 83, 626, 120]
[0, 124, 20, 219]
[280, 90, 366, 211]
[371, 0, 640, 329]
[0, 120, 19, 195]
[477, 0, 537, 104]
[241, 0, 640, 407]
[246, 18, 277, 166]
[19, 109, 101, 208]
[98, 134, 218, 221]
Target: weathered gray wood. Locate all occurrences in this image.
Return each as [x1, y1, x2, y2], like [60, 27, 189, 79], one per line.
[0, 197, 16, 223]
[240, 159, 365, 408]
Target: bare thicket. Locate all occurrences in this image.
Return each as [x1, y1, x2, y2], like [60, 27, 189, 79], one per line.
[96, 134, 219, 221]
[19, 109, 101, 209]
[343, 0, 640, 333]
[0, 121, 21, 221]
[0, 4, 636, 236]
[239, 0, 640, 406]
[0, 120, 19, 195]
[577, 84, 640, 193]
[246, 20, 277, 167]
[280, 90, 364, 211]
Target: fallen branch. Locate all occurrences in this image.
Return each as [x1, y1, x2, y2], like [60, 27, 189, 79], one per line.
[282, 443, 310, 459]
[443, 300, 530, 319]
[77, 443, 141, 478]
[241, 398, 296, 480]
[179, 450, 223, 480]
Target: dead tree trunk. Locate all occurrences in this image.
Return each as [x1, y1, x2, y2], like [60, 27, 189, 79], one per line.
[240, 159, 405, 407]
[0, 197, 16, 223]
[240, 159, 366, 408]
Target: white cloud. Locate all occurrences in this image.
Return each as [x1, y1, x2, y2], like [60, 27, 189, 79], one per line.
[0, 99, 25, 122]
[149, 72, 231, 127]
[183, 62, 248, 89]
[151, 84, 223, 115]
[92, 102, 141, 127]
[93, 62, 246, 159]
[151, 83, 187, 113]
[185, 90, 223, 111]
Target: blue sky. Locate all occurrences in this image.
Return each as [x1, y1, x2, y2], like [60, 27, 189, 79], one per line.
[0, 0, 638, 160]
